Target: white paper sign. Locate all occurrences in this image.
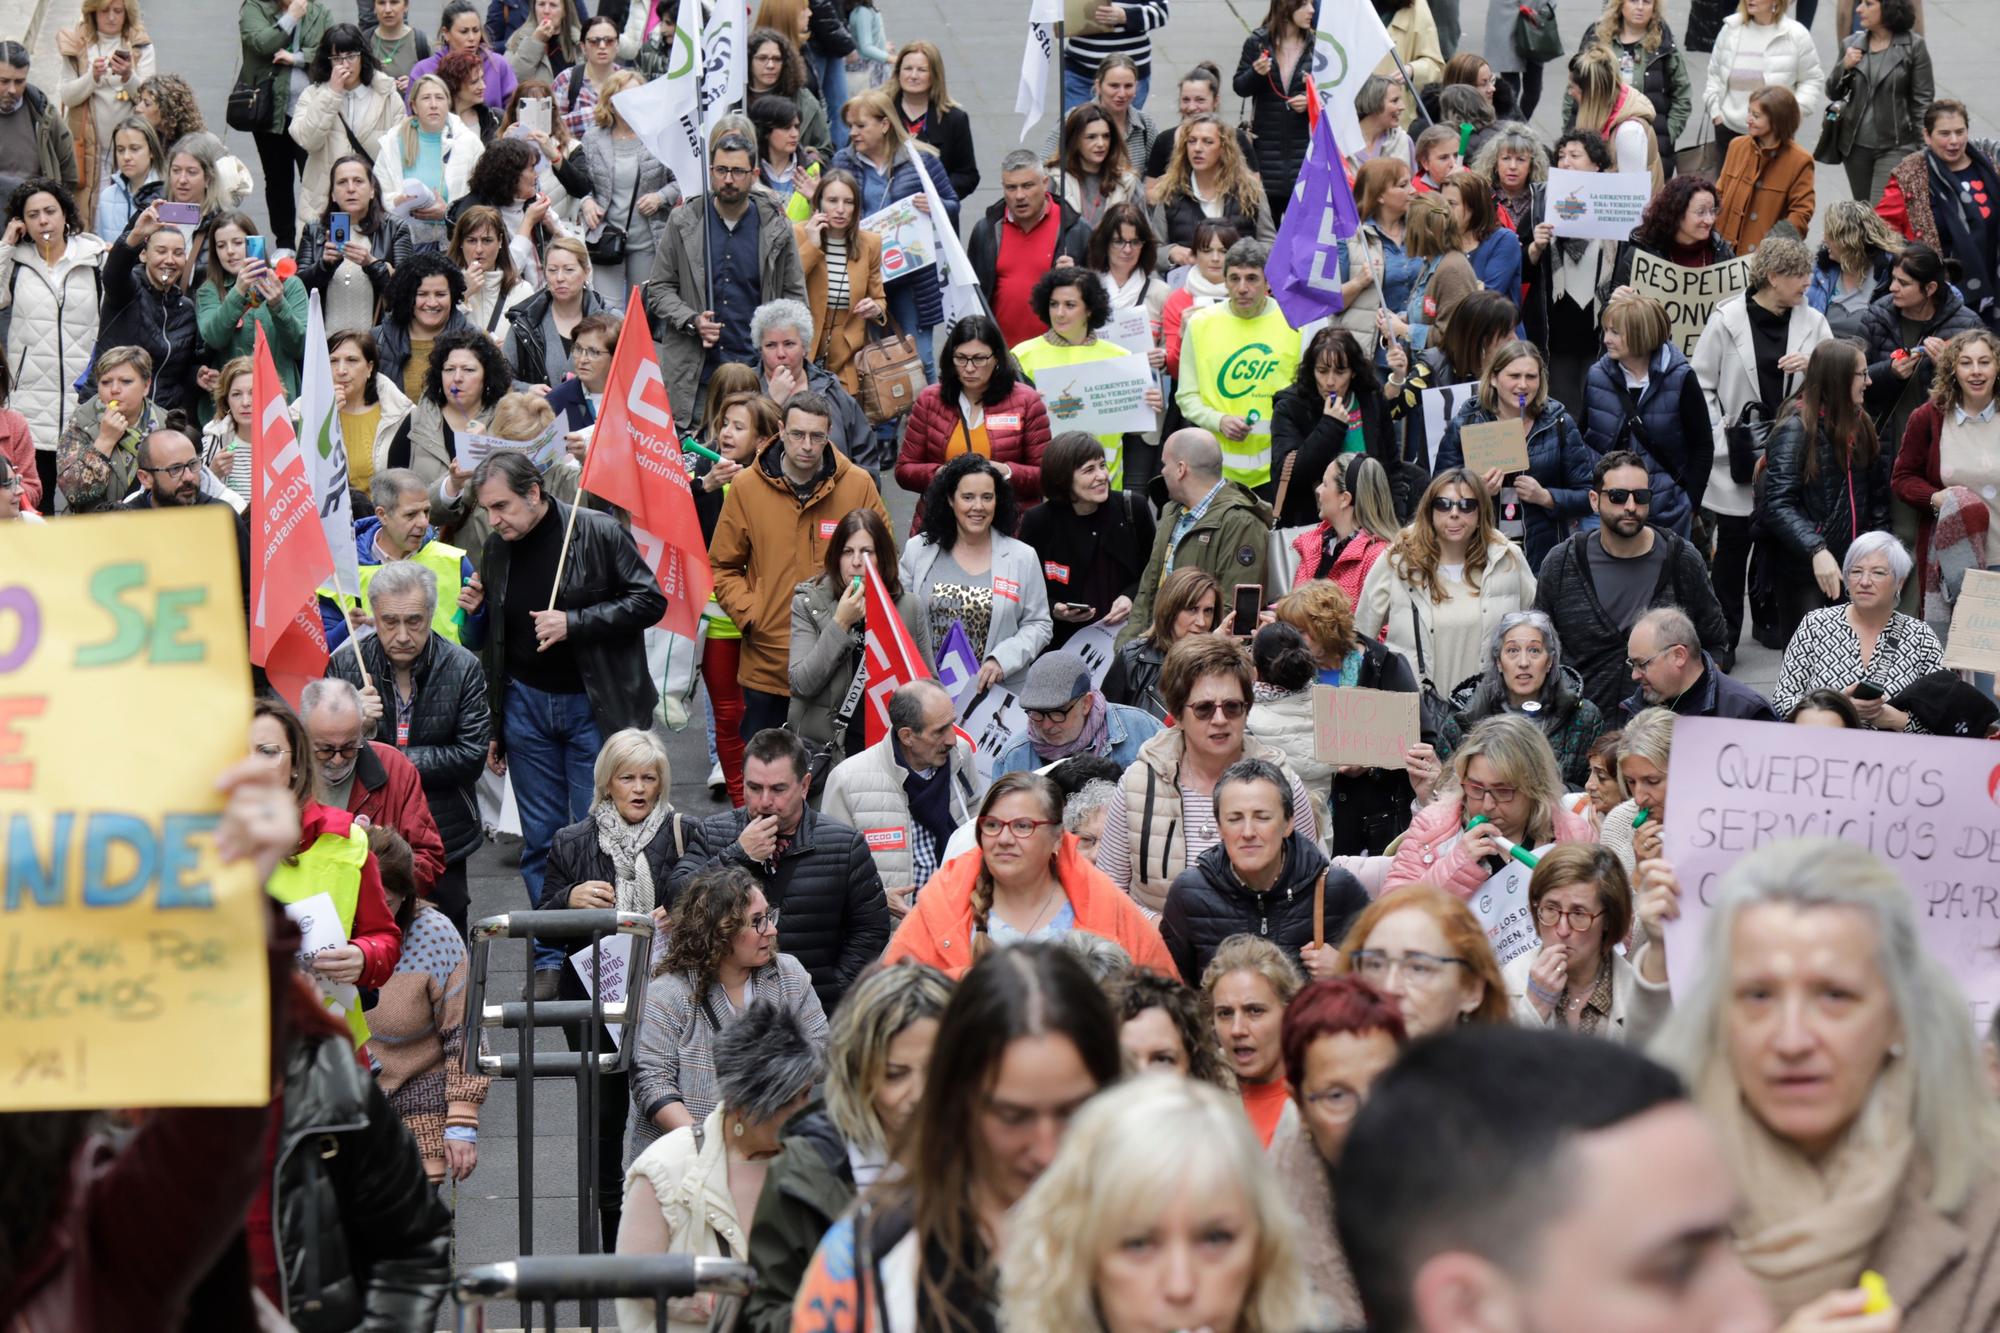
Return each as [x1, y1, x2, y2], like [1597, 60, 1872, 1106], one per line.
[1467, 852, 1546, 968]
[1420, 382, 1477, 472]
[518, 97, 552, 137]
[569, 938, 641, 1051]
[453, 417, 567, 471]
[861, 197, 937, 280]
[1102, 305, 1154, 356]
[1544, 169, 1652, 241]
[959, 684, 1030, 784]
[285, 892, 359, 1015]
[477, 768, 522, 837]
[1035, 352, 1158, 435]
[1064, 621, 1119, 687]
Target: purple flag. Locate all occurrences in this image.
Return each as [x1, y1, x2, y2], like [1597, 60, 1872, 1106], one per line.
[1266, 95, 1364, 325]
[933, 620, 981, 707]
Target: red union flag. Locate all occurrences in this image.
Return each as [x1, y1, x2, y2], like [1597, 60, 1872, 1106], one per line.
[249, 325, 333, 708]
[863, 553, 931, 746]
[580, 291, 710, 637]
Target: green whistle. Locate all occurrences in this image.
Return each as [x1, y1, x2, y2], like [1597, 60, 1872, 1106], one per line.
[1465, 815, 1539, 869]
[681, 436, 723, 463]
[1631, 807, 1650, 829]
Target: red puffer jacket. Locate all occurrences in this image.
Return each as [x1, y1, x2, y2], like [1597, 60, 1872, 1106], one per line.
[893, 381, 1051, 509]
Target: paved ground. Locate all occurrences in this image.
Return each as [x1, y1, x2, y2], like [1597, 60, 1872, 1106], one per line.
[7, 0, 1983, 1323]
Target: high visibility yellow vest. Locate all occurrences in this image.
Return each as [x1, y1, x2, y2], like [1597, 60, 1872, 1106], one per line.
[323, 539, 470, 645]
[1186, 303, 1302, 490]
[1011, 335, 1134, 488]
[267, 823, 375, 1046]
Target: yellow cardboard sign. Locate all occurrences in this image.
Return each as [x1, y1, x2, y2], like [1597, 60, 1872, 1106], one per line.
[0, 509, 269, 1110]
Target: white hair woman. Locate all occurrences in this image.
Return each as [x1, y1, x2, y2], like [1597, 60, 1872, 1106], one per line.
[998, 1074, 1317, 1333]
[1652, 837, 2000, 1330]
[1772, 530, 1942, 731]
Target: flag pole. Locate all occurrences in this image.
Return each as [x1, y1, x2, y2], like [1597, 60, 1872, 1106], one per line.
[347, 621, 373, 688]
[1386, 48, 1434, 128]
[1053, 20, 1068, 205]
[546, 493, 584, 613]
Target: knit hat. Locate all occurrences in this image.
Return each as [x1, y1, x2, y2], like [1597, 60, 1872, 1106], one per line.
[1890, 670, 2000, 739]
[1019, 650, 1093, 712]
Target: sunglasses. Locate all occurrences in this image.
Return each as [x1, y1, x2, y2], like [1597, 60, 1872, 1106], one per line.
[1431, 496, 1480, 515]
[1597, 486, 1652, 506]
[1184, 699, 1248, 721]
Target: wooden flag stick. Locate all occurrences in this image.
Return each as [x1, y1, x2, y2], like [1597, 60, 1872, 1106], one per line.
[346, 616, 373, 688]
[546, 494, 583, 613]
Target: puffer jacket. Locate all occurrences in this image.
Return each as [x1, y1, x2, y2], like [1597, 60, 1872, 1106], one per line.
[371, 112, 484, 220]
[1162, 832, 1366, 983]
[1433, 665, 1607, 790]
[828, 142, 960, 328]
[788, 575, 932, 753]
[1577, 343, 1715, 539]
[744, 1108, 855, 1333]
[1433, 400, 1596, 570]
[670, 804, 890, 1014]
[87, 239, 202, 416]
[895, 382, 1051, 507]
[504, 285, 612, 388]
[1232, 31, 1311, 219]
[1289, 524, 1392, 603]
[328, 629, 492, 865]
[818, 734, 984, 891]
[1384, 794, 1599, 898]
[289, 71, 405, 222]
[271, 1026, 453, 1332]
[1702, 14, 1825, 135]
[1858, 288, 1983, 444]
[482, 498, 667, 753]
[1564, 25, 1692, 165]
[0, 234, 106, 449]
[1756, 413, 1893, 570]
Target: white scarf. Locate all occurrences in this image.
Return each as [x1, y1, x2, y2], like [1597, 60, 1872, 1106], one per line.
[1102, 265, 1151, 311]
[591, 798, 668, 915]
[1184, 269, 1229, 307]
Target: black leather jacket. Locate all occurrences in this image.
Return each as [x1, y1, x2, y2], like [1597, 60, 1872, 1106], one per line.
[274, 1032, 452, 1332]
[483, 499, 668, 753]
[296, 214, 415, 308]
[329, 631, 491, 864]
[1757, 413, 1892, 566]
[503, 285, 610, 386]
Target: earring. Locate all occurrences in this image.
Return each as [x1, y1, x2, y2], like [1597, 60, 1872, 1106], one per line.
[732, 1119, 745, 1137]
[1890, 1042, 1905, 1059]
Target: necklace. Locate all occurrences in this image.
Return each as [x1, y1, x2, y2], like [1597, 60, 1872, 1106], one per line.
[1005, 880, 1064, 937]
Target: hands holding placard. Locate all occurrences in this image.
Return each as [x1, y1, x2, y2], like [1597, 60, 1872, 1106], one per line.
[1634, 858, 1680, 986]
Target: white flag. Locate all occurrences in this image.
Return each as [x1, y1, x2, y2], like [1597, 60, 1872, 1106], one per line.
[615, 0, 705, 195]
[1313, 0, 1395, 156]
[698, 0, 748, 136]
[1015, 0, 1061, 142]
[299, 291, 359, 598]
[912, 148, 984, 326]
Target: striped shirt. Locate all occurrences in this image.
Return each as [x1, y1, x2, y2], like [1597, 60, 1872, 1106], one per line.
[824, 233, 852, 312]
[1063, 0, 1171, 79]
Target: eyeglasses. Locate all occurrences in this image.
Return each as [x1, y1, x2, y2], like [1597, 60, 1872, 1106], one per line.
[584, 33, 619, 44]
[1462, 778, 1519, 805]
[1596, 486, 1652, 507]
[1431, 496, 1480, 515]
[711, 164, 755, 178]
[140, 459, 202, 479]
[1024, 696, 1084, 724]
[252, 743, 291, 761]
[1301, 1084, 1368, 1122]
[1624, 647, 1671, 673]
[951, 352, 995, 368]
[1109, 236, 1141, 249]
[783, 427, 830, 446]
[748, 907, 782, 934]
[312, 741, 363, 762]
[978, 815, 1062, 840]
[1184, 698, 1248, 721]
[1536, 902, 1606, 931]
[1350, 949, 1468, 986]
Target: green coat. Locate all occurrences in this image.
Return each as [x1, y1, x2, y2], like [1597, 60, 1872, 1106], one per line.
[195, 275, 310, 397]
[743, 1109, 855, 1333]
[1122, 481, 1275, 645]
[238, 0, 333, 134]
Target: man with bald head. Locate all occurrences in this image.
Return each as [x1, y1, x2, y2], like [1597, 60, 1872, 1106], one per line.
[299, 677, 448, 892]
[1122, 426, 1273, 643]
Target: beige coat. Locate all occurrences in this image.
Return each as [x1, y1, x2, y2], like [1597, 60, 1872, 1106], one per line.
[1376, 0, 1445, 127]
[1502, 945, 1672, 1048]
[1355, 536, 1538, 692]
[1863, 1165, 2000, 1333]
[290, 72, 405, 223]
[1270, 1118, 1363, 1328]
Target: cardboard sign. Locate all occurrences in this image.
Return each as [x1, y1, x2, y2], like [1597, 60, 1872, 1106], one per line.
[1468, 854, 1542, 968]
[1034, 352, 1158, 435]
[1662, 716, 2000, 1030]
[1627, 252, 1753, 357]
[861, 197, 937, 279]
[1544, 168, 1651, 242]
[1943, 568, 2000, 674]
[0, 509, 269, 1110]
[1310, 685, 1420, 769]
[1420, 381, 1477, 472]
[1457, 417, 1530, 475]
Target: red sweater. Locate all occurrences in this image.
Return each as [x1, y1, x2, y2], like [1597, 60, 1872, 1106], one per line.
[992, 206, 1063, 348]
[0, 408, 37, 511]
[344, 742, 446, 892]
[894, 381, 1050, 507]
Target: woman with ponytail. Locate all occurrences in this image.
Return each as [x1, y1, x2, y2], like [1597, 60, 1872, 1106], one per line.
[882, 771, 1178, 980]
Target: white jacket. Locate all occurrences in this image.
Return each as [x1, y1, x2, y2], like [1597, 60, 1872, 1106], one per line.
[1503, 944, 1672, 1049]
[1356, 537, 1538, 690]
[1703, 15, 1825, 135]
[819, 734, 985, 892]
[1689, 293, 1833, 517]
[461, 268, 536, 339]
[373, 112, 484, 216]
[1246, 685, 1335, 838]
[899, 533, 1055, 690]
[290, 72, 405, 223]
[0, 233, 109, 451]
[617, 1107, 749, 1333]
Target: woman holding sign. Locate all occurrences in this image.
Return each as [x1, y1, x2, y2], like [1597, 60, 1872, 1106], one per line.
[395, 325, 511, 487]
[1654, 838, 2000, 1331]
[1011, 270, 1157, 490]
[1383, 712, 1594, 899]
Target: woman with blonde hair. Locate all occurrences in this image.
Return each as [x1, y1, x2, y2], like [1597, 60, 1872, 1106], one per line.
[1597, 704, 1672, 877]
[372, 73, 483, 248]
[1651, 837, 2000, 1329]
[1337, 156, 1420, 363]
[1335, 884, 1511, 1036]
[579, 67, 677, 304]
[1808, 198, 1905, 340]
[1382, 194, 1476, 357]
[1565, 0, 1691, 171]
[57, 0, 155, 207]
[1358, 467, 1539, 704]
[1287, 454, 1401, 597]
[1702, 0, 1824, 161]
[1202, 935, 1304, 1148]
[1894, 327, 2000, 606]
[1385, 713, 1596, 898]
[1566, 43, 1661, 186]
[201, 355, 257, 502]
[884, 771, 1178, 979]
[999, 1075, 1317, 1332]
[1147, 113, 1275, 272]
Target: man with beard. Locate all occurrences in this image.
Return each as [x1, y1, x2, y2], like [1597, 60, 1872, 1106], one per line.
[1533, 452, 1731, 715]
[299, 677, 447, 894]
[121, 425, 253, 619]
[1620, 606, 1775, 723]
[642, 133, 806, 424]
[0, 43, 76, 199]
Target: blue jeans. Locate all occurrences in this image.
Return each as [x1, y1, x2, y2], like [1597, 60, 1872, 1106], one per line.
[505, 680, 604, 971]
[816, 49, 851, 149]
[1062, 64, 1150, 114]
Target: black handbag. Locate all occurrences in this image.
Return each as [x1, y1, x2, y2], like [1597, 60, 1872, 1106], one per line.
[1724, 400, 1776, 486]
[225, 72, 273, 133]
[1407, 604, 1452, 743]
[1513, 0, 1564, 65]
[804, 634, 869, 791]
[587, 181, 638, 266]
